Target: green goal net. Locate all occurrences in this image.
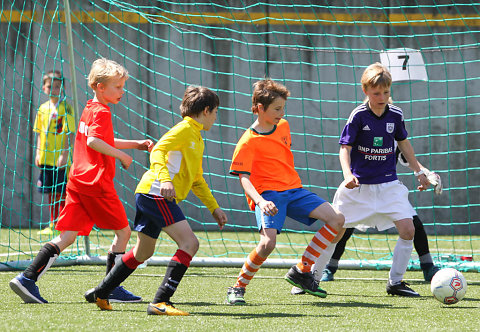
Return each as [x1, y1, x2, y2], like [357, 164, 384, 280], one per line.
[1, 0, 479, 272]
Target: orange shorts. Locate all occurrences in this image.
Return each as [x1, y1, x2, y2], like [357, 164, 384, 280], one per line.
[55, 188, 129, 236]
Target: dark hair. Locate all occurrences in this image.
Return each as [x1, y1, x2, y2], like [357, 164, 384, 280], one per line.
[180, 85, 219, 118]
[251, 78, 290, 113]
[42, 70, 63, 85]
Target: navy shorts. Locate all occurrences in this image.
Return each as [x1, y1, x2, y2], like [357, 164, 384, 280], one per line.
[255, 188, 327, 234]
[36, 165, 67, 194]
[134, 193, 186, 239]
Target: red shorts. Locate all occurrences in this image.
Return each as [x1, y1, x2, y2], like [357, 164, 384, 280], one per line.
[55, 187, 129, 236]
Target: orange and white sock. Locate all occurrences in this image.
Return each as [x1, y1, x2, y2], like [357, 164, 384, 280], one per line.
[297, 224, 338, 273]
[234, 248, 267, 288]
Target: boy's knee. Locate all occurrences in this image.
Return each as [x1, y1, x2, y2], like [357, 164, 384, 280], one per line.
[398, 220, 415, 240]
[258, 239, 276, 254]
[329, 212, 345, 231]
[116, 227, 131, 239]
[180, 236, 199, 257]
[190, 237, 200, 254]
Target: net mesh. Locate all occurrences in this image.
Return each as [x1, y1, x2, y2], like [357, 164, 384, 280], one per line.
[1, 0, 479, 271]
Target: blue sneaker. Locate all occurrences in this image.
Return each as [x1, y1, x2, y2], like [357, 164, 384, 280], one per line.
[108, 286, 142, 303]
[9, 273, 48, 303]
[320, 269, 334, 282]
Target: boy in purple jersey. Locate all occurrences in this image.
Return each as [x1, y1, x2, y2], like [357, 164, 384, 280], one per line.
[331, 63, 430, 297]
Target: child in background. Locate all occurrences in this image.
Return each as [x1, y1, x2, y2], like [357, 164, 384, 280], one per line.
[84, 85, 228, 316]
[226, 78, 344, 305]
[34, 70, 75, 235]
[10, 58, 153, 304]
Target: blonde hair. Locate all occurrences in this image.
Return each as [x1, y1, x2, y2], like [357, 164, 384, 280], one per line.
[361, 62, 392, 91]
[251, 78, 290, 114]
[88, 58, 128, 90]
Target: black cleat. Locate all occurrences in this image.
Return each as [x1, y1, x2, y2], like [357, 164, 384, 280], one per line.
[84, 288, 112, 310]
[285, 265, 327, 298]
[84, 288, 97, 303]
[386, 281, 420, 297]
[226, 286, 246, 305]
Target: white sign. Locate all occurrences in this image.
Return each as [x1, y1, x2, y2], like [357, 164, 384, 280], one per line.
[379, 48, 428, 82]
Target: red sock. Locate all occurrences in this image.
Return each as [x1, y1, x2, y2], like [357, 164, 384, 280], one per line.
[121, 249, 144, 269]
[172, 249, 193, 267]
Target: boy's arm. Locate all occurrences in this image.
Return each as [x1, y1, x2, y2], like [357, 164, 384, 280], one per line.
[114, 138, 154, 151]
[190, 174, 228, 229]
[87, 137, 133, 169]
[191, 174, 220, 213]
[339, 145, 359, 189]
[239, 174, 277, 216]
[35, 135, 42, 167]
[397, 139, 430, 191]
[406, 156, 443, 195]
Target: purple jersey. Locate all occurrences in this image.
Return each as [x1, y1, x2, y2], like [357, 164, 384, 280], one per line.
[339, 103, 408, 184]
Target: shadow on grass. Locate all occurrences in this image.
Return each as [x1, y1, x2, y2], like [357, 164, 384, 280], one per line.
[190, 311, 339, 318]
[311, 300, 408, 309]
[456, 297, 480, 303]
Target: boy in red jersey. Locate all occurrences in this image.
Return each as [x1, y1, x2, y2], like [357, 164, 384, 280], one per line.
[226, 78, 345, 305]
[10, 58, 153, 304]
[84, 85, 228, 315]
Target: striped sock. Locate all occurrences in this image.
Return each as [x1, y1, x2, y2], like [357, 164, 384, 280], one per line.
[234, 249, 267, 288]
[297, 224, 338, 273]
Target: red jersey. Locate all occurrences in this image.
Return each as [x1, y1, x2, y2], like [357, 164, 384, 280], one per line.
[67, 100, 117, 197]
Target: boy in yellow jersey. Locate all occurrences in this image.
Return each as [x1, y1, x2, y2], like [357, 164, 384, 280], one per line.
[226, 78, 345, 305]
[34, 70, 75, 235]
[85, 85, 228, 315]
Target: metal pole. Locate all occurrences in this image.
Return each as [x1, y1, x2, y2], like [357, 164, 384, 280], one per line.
[62, 0, 90, 257]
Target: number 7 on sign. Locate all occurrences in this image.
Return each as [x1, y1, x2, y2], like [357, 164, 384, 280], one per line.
[397, 55, 410, 70]
[379, 48, 428, 82]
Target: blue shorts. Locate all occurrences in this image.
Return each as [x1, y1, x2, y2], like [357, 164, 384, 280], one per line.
[133, 193, 186, 239]
[36, 165, 67, 194]
[255, 188, 327, 234]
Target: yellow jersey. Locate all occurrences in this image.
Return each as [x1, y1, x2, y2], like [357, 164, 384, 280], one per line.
[33, 99, 76, 166]
[135, 116, 219, 213]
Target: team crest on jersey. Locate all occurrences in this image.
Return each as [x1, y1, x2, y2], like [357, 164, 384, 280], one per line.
[386, 123, 395, 133]
[281, 136, 288, 145]
[373, 137, 383, 147]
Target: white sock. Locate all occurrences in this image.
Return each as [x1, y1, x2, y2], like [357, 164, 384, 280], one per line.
[389, 237, 413, 284]
[312, 242, 337, 279]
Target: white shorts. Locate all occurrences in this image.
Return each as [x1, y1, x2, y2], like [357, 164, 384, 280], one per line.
[332, 180, 416, 231]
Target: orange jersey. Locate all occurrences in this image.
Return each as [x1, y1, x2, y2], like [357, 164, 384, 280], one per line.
[230, 118, 302, 210]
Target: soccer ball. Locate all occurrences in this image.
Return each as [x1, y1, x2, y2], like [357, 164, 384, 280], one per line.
[430, 268, 467, 305]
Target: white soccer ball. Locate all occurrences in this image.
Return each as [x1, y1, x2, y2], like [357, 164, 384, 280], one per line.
[430, 268, 467, 305]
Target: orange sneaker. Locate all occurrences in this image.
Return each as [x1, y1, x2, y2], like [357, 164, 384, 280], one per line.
[96, 298, 112, 311]
[147, 302, 189, 316]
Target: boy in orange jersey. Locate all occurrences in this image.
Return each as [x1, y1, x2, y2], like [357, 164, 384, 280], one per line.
[10, 58, 154, 304]
[226, 78, 345, 305]
[34, 70, 75, 235]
